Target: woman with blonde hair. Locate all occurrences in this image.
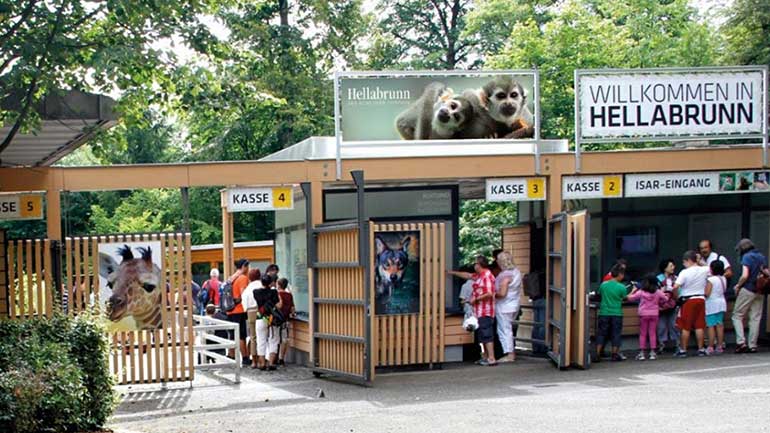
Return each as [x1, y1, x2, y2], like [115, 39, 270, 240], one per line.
[495, 251, 522, 362]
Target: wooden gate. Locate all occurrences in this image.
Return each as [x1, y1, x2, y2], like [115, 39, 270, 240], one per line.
[546, 211, 590, 369]
[311, 222, 372, 383]
[3, 234, 55, 319]
[371, 222, 445, 367]
[65, 233, 194, 385]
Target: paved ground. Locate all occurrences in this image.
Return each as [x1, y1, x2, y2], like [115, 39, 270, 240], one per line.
[110, 350, 770, 433]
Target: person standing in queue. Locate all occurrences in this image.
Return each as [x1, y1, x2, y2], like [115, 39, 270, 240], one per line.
[732, 238, 769, 354]
[698, 239, 734, 280]
[227, 259, 251, 366]
[242, 268, 262, 368]
[656, 259, 679, 353]
[595, 264, 628, 362]
[494, 251, 522, 363]
[276, 277, 295, 366]
[672, 251, 709, 358]
[448, 255, 497, 366]
[254, 274, 282, 370]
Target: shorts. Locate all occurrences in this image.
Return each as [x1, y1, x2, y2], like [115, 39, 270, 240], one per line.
[705, 312, 724, 327]
[227, 312, 248, 341]
[475, 316, 495, 344]
[596, 315, 623, 348]
[676, 298, 706, 331]
[247, 309, 259, 356]
[279, 324, 289, 342]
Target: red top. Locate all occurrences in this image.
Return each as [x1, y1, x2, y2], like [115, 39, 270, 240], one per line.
[471, 269, 495, 318]
[278, 291, 294, 318]
[228, 274, 249, 315]
[203, 278, 220, 306]
[602, 272, 613, 282]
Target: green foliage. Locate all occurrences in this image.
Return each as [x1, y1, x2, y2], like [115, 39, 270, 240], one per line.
[369, 0, 480, 69]
[0, 314, 115, 433]
[459, 200, 516, 264]
[721, 0, 770, 66]
[482, 0, 722, 144]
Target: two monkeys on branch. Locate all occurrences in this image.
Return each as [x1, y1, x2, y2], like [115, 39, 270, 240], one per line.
[395, 76, 535, 141]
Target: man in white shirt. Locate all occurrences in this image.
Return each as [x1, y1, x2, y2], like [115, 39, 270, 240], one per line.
[673, 250, 709, 358]
[699, 239, 733, 279]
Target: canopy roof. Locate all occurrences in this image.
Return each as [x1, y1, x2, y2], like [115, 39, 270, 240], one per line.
[0, 89, 118, 167]
[259, 136, 569, 162]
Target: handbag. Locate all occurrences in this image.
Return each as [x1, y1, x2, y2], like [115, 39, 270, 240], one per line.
[756, 267, 770, 295]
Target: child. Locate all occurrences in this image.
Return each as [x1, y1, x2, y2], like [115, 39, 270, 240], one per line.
[627, 274, 668, 360]
[276, 278, 295, 366]
[595, 264, 629, 362]
[705, 260, 727, 355]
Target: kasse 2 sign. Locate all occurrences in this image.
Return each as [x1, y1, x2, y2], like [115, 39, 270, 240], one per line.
[577, 69, 765, 139]
[227, 187, 293, 212]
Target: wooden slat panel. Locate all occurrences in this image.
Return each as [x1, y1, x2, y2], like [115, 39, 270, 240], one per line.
[65, 238, 72, 316]
[34, 240, 43, 316]
[44, 240, 53, 317]
[439, 223, 446, 362]
[91, 237, 99, 308]
[8, 241, 16, 318]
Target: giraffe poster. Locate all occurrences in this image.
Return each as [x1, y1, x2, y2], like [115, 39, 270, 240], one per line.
[98, 241, 164, 332]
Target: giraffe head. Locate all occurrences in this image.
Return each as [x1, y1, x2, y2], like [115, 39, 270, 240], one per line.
[100, 245, 162, 330]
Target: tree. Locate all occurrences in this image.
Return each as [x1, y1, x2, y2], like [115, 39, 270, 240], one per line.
[464, 0, 556, 57]
[458, 200, 516, 264]
[721, 0, 770, 66]
[480, 0, 721, 143]
[0, 0, 223, 154]
[368, 0, 480, 69]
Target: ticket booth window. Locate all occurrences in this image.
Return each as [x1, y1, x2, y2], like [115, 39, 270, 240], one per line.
[323, 186, 458, 310]
[275, 197, 309, 320]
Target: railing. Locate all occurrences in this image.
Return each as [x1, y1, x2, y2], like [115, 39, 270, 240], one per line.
[192, 315, 241, 383]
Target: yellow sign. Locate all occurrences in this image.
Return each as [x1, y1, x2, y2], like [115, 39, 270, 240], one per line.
[0, 193, 44, 220]
[602, 176, 622, 197]
[527, 178, 546, 199]
[271, 187, 293, 209]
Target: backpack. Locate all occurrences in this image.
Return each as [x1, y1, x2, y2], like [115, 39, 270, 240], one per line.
[219, 281, 236, 313]
[257, 291, 287, 327]
[197, 284, 210, 312]
[523, 271, 544, 299]
[755, 266, 770, 295]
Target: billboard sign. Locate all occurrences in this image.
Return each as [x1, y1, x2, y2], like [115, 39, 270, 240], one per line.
[576, 68, 766, 140]
[625, 170, 769, 197]
[337, 71, 539, 143]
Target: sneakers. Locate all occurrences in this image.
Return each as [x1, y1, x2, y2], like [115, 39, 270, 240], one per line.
[648, 350, 657, 360]
[748, 347, 758, 354]
[635, 351, 646, 361]
[705, 346, 715, 356]
[715, 346, 724, 355]
[674, 349, 688, 358]
[697, 348, 708, 357]
[611, 353, 627, 362]
[735, 344, 749, 354]
[657, 346, 665, 355]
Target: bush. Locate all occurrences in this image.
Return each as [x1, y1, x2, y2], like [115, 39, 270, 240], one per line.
[0, 314, 116, 433]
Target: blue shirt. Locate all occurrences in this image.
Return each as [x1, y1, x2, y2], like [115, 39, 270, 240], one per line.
[741, 250, 767, 292]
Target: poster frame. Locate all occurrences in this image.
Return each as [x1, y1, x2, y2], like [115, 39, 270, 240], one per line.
[333, 69, 542, 179]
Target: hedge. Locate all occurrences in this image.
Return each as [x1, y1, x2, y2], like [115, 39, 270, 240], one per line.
[0, 313, 117, 433]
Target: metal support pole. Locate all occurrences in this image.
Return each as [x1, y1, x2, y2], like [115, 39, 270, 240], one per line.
[334, 72, 343, 180]
[534, 69, 542, 175]
[574, 69, 582, 173]
[763, 65, 769, 168]
[181, 187, 190, 234]
[350, 170, 371, 383]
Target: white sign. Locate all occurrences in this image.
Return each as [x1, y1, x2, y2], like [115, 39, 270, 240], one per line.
[625, 170, 770, 197]
[486, 178, 546, 202]
[562, 175, 623, 199]
[578, 69, 765, 139]
[0, 193, 43, 220]
[227, 187, 294, 212]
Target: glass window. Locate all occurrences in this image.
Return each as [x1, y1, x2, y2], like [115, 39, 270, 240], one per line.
[275, 196, 309, 320]
[325, 188, 453, 221]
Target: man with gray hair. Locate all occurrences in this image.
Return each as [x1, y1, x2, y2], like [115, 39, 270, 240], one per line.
[732, 238, 768, 353]
[203, 268, 221, 309]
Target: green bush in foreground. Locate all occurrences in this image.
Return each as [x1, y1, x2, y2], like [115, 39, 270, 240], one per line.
[0, 313, 116, 433]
